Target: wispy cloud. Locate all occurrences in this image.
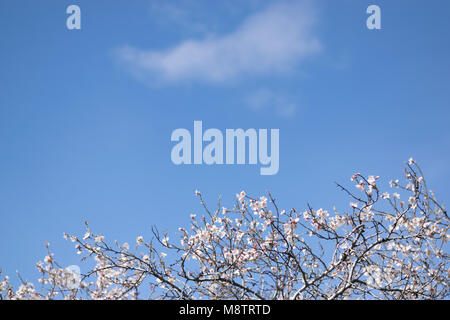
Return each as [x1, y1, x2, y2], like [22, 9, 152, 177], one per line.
[147, 0, 214, 35]
[117, 1, 321, 84]
[245, 88, 299, 117]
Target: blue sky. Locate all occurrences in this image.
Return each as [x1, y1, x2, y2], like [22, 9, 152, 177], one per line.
[1, 0, 449, 284]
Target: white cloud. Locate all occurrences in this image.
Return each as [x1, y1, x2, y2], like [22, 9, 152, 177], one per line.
[117, 1, 320, 84]
[245, 88, 299, 117]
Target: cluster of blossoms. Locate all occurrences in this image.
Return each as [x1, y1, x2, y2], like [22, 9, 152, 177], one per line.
[0, 159, 448, 300]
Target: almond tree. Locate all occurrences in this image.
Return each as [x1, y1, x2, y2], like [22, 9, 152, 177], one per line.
[0, 159, 448, 300]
